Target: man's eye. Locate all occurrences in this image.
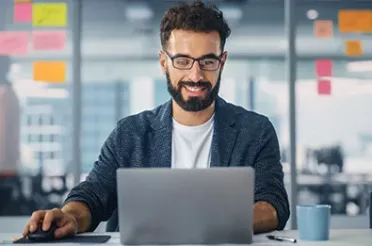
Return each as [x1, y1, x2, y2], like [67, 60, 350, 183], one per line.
[175, 59, 191, 66]
[203, 59, 217, 65]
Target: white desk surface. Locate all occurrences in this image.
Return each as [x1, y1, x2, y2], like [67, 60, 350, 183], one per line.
[0, 229, 371, 245]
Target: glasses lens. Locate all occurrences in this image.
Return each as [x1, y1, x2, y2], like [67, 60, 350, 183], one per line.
[173, 57, 194, 69]
[199, 58, 220, 70]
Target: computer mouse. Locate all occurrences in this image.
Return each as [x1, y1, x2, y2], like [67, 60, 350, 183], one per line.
[27, 221, 57, 241]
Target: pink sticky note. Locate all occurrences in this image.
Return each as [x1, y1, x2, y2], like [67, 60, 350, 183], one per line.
[0, 32, 29, 55]
[14, 3, 32, 23]
[32, 31, 66, 51]
[315, 59, 333, 77]
[318, 80, 331, 95]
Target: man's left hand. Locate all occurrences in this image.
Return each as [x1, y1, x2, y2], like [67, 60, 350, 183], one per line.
[253, 201, 279, 233]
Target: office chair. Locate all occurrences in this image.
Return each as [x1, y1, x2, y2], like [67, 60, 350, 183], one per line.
[106, 209, 118, 232]
[314, 146, 344, 173]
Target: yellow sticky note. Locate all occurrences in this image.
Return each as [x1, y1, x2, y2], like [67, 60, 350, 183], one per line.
[32, 3, 67, 27]
[345, 40, 363, 56]
[33, 61, 66, 83]
[338, 10, 372, 33]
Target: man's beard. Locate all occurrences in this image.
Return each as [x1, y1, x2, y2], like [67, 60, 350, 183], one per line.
[166, 71, 221, 112]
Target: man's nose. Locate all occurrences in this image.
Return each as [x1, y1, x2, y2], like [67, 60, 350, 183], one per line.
[188, 61, 204, 82]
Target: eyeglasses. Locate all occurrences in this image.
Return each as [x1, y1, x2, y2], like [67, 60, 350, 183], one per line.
[162, 50, 223, 71]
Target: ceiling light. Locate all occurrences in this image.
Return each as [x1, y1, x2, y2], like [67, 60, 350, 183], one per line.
[125, 2, 153, 21]
[307, 9, 318, 20]
[219, 5, 243, 21]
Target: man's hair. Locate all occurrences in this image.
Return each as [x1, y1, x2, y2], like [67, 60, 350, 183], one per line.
[160, 0, 231, 52]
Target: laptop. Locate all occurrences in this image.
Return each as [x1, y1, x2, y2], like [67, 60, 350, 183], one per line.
[116, 167, 254, 245]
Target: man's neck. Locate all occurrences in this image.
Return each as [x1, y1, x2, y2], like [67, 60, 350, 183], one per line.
[172, 100, 215, 126]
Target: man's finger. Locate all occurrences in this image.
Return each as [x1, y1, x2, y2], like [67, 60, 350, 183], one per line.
[54, 223, 75, 239]
[29, 211, 46, 232]
[12, 236, 22, 243]
[23, 224, 30, 236]
[42, 209, 62, 231]
[57, 214, 72, 230]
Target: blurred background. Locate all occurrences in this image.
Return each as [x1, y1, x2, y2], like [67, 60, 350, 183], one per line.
[0, 0, 371, 232]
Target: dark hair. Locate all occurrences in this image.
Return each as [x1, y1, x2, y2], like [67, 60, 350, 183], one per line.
[160, 0, 231, 52]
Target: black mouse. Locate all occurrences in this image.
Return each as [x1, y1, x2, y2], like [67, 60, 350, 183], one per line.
[27, 221, 57, 241]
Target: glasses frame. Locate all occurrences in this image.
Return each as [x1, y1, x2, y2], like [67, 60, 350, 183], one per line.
[162, 50, 223, 71]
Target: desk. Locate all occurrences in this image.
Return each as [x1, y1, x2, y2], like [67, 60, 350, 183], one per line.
[262, 229, 371, 245]
[0, 229, 371, 245]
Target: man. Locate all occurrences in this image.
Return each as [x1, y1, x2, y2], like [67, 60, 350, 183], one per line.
[23, 0, 289, 239]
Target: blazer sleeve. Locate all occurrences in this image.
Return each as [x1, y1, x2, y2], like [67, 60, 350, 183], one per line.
[253, 117, 290, 230]
[63, 123, 123, 232]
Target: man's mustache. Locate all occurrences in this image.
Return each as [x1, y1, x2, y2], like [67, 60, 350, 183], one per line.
[178, 81, 212, 89]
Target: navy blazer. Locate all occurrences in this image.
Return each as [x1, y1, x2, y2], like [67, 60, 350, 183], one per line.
[64, 97, 290, 231]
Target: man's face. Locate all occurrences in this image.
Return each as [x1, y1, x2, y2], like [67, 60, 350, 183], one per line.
[159, 30, 227, 112]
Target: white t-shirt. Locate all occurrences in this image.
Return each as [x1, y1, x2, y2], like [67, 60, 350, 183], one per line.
[171, 114, 214, 169]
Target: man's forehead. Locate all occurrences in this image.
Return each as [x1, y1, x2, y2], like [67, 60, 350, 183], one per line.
[167, 30, 221, 55]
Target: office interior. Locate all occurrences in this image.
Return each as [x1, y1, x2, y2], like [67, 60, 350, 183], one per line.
[0, 0, 371, 233]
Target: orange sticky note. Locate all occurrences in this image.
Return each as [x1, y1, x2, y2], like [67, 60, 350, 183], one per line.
[314, 20, 333, 38]
[345, 40, 363, 56]
[14, 0, 32, 3]
[33, 61, 66, 83]
[338, 10, 372, 33]
[318, 80, 331, 95]
[32, 31, 66, 51]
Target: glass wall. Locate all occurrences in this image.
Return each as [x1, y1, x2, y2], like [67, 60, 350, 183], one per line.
[293, 2, 372, 222]
[0, 0, 72, 216]
[246, 1, 372, 227]
[255, 59, 372, 216]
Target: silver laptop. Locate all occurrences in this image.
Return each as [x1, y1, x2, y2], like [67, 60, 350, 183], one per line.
[116, 167, 254, 245]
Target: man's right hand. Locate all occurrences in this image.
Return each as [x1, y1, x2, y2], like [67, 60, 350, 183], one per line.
[23, 208, 78, 239]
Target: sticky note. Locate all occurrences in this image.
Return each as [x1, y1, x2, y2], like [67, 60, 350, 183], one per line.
[345, 40, 363, 56]
[32, 31, 65, 51]
[14, 0, 32, 3]
[314, 20, 333, 38]
[318, 80, 331, 95]
[315, 59, 333, 77]
[33, 61, 66, 83]
[338, 10, 372, 33]
[0, 32, 29, 56]
[14, 3, 32, 22]
[33, 3, 67, 27]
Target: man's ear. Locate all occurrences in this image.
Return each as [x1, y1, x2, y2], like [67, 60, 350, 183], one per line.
[159, 50, 167, 74]
[220, 51, 228, 70]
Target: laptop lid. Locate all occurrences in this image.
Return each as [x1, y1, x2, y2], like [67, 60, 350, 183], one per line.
[116, 167, 254, 245]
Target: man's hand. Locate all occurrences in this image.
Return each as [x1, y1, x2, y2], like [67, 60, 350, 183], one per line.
[23, 208, 78, 239]
[253, 201, 279, 233]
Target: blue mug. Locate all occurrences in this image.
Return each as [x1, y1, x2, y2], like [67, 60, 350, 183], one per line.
[296, 205, 331, 241]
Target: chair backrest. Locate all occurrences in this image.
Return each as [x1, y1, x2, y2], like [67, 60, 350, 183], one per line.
[370, 192, 372, 229]
[106, 209, 118, 232]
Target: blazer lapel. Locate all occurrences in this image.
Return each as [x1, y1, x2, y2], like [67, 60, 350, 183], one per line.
[148, 100, 173, 168]
[211, 97, 238, 167]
